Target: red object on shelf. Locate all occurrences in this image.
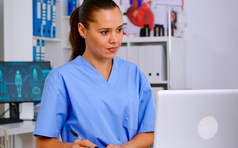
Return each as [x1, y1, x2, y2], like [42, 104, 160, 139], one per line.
[126, 0, 154, 30]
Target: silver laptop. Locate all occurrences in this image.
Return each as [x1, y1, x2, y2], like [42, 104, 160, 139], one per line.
[154, 89, 238, 148]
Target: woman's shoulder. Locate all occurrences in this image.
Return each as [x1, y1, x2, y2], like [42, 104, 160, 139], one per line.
[47, 57, 82, 79]
[115, 56, 149, 90]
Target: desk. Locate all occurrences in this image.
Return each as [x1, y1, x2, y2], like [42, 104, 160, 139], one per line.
[0, 121, 36, 148]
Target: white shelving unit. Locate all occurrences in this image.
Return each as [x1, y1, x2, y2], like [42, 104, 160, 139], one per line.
[31, 0, 71, 68]
[119, 36, 185, 90]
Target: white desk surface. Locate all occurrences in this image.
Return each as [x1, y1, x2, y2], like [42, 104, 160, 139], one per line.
[0, 121, 36, 136]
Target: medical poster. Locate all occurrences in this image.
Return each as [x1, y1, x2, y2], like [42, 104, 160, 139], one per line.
[114, 0, 183, 37]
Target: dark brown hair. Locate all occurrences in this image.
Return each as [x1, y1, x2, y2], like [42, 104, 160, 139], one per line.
[68, 0, 119, 61]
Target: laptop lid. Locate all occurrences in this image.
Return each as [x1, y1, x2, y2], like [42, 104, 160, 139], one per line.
[154, 89, 238, 148]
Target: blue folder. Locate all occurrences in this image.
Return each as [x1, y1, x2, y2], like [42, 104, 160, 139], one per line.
[67, 0, 76, 16]
[33, 39, 37, 61]
[41, 0, 47, 37]
[33, 0, 42, 36]
[52, 0, 56, 38]
[45, 0, 52, 38]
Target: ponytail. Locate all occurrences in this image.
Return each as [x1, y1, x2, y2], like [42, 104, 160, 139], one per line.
[68, 7, 85, 61]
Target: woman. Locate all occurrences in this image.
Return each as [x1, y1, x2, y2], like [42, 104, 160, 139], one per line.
[33, 0, 155, 148]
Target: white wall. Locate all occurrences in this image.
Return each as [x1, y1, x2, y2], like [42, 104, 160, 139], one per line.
[3, 0, 33, 61]
[184, 0, 238, 89]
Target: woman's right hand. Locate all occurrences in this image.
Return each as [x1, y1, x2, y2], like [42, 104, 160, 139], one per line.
[70, 139, 98, 148]
[35, 135, 97, 148]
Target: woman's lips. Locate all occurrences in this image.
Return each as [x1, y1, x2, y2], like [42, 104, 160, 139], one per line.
[108, 47, 117, 52]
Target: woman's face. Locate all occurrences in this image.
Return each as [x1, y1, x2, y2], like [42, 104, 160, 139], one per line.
[80, 7, 123, 60]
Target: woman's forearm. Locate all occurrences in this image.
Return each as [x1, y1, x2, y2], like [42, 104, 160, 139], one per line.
[35, 136, 73, 148]
[122, 132, 154, 148]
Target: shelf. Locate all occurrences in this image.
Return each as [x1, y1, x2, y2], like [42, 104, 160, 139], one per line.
[122, 36, 181, 43]
[33, 36, 61, 42]
[150, 81, 168, 84]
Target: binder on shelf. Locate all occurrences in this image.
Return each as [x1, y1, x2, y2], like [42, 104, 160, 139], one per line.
[67, 0, 77, 16]
[33, 0, 42, 37]
[52, 0, 56, 38]
[41, 0, 47, 37]
[153, 45, 166, 82]
[138, 46, 146, 75]
[146, 45, 154, 82]
[137, 45, 166, 83]
[33, 39, 37, 61]
[40, 40, 45, 61]
[45, 0, 52, 37]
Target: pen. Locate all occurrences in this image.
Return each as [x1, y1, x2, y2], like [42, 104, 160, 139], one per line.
[70, 129, 83, 140]
[70, 129, 98, 148]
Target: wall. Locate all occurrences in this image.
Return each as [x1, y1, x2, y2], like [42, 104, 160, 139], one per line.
[0, 0, 3, 61]
[184, 0, 238, 89]
[3, 0, 33, 61]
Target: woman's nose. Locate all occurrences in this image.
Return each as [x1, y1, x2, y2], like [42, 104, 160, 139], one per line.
[109, 32, 119, 44]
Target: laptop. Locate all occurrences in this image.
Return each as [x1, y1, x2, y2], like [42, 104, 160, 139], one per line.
[154, 89, 238, 148]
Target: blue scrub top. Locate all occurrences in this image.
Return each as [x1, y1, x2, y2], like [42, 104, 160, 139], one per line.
[33, 56, 156, 147]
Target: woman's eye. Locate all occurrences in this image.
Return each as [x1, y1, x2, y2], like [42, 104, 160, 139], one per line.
[117, 28, 123, 32]
[101, 31, 108, 34]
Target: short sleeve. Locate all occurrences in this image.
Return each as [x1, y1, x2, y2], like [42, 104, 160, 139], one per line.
[33, 72, 68, 138]
[137, 78, 156, 134]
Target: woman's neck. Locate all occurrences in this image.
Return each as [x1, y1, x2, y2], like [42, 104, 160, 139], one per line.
[82, 53, 113, 81]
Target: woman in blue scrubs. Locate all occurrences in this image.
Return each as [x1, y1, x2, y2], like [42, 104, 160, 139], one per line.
[33, 0, 156, 147]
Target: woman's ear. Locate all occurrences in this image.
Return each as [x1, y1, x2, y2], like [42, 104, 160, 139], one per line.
[78, 23, 86, 38]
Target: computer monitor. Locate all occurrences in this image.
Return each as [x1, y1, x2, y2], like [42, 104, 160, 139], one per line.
[154, 89, 238, 148]
[0, 61, 51, 124]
